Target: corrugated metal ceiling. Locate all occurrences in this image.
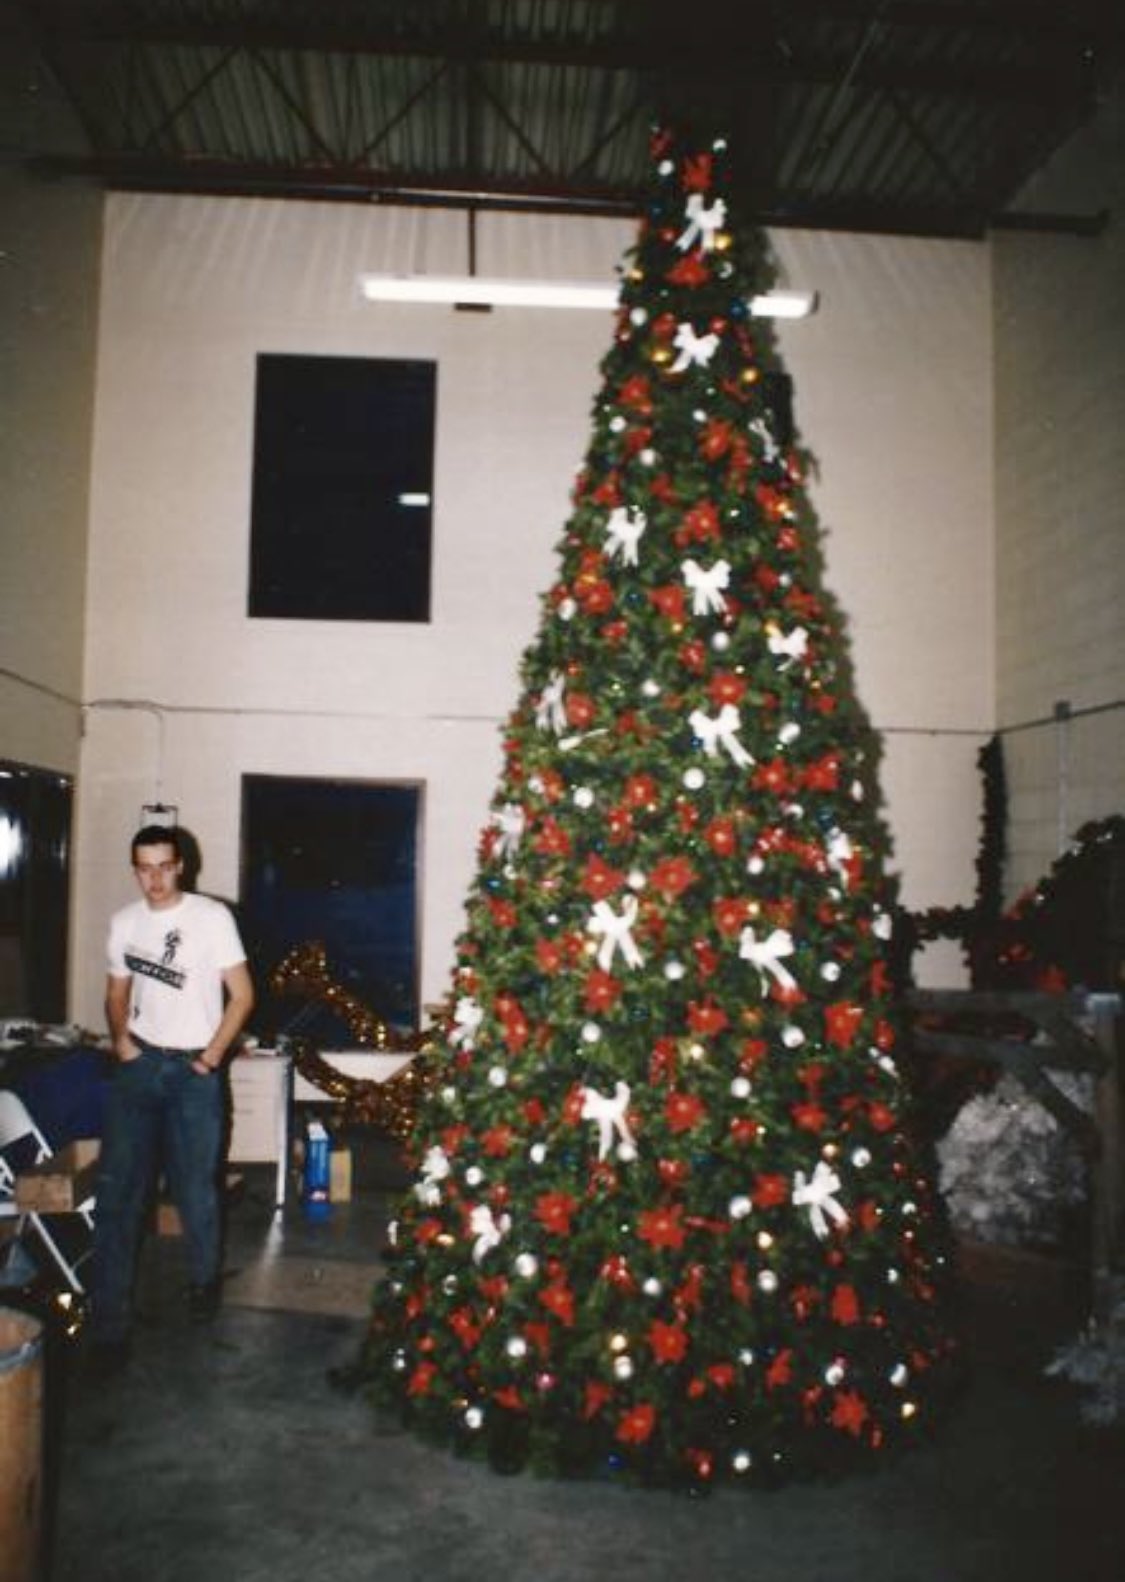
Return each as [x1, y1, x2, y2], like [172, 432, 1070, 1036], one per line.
[15, 0, 1123, 237]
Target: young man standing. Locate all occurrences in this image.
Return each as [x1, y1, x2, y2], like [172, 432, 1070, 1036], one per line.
[89, 825, 255, 1369]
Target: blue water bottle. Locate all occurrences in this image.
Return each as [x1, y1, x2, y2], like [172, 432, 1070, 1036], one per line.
[302, 1119, 332, 1221]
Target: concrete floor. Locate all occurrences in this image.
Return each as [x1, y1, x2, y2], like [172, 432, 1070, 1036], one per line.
[34, 1136, 1125, 1582]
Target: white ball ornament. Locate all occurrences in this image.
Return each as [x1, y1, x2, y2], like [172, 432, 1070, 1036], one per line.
[630, 307, 648, 325]
[529, 1143, 547, 1164]
[464, 1406, 484, 1430]
[782, 1025, 806, 1048]
[852, 1147, 872, 1168]
[488, 1066, 508, 1087]
[711, 631, 731, 652]
[573, 786, 595, 809]
[664, 960, 686, 980]
[627, 868, 647, 890]
[613, 1355, 634, 1381]
[731, 1076, 752, 1098]
[581, 1022, 602, 1044]
[729, 1195, 752, 1219]
[639, 447, 657, 466]
[747, 855, 765, 876]
[641, 679, 661, 697]
[558, 598, 577, 621]
[758, 1270, 779, 1294]
[683, 767, 706, 790]
[820, 961, 842, 982]
[506, 1336, 528, 1359]
[514, 1253, 539, 1278]
[464, 1166, 484, 1187]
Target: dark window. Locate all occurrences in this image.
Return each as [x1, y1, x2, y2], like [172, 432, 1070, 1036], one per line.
[0, 762, 73, 1022]
[240, 775, 422, 1038]
[249, 354, 436, 622]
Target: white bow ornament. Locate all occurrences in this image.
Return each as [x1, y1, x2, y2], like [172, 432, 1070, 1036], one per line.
[682, 557, 731, 616]
[581, 1081, 637, 1161]
[671, 322, 720, 372]
[449, 995, 484, 1050]
[604, 506, 647, 566]
[414, 1145, 451, 1206]
[825, 827, 855, 887]
[491, 802, 526, 860]
[792, 1161, 849, 1239]
[766, 624, 809, 668]
[676, 192, 727, 253]
[587, 895, 644, 972]
[749, 415, 781, 462]
[536, 671, 567, 733]
[689, 703, 754, 769]
[739, 925, 798, 995]
[469, 1204, 511, 1264]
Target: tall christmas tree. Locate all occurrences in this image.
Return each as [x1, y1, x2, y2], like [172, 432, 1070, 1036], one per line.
[362, 126, 958, 1487]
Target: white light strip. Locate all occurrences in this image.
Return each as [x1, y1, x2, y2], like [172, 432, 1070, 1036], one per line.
[358, 274, 817, 318]
[359, 275, 614, 310]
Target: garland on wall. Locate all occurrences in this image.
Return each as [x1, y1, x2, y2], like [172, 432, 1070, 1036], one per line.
[895, 739, 1122, 1254]
[269, 943, 441, 1140]
[900, 732, 1123, 995]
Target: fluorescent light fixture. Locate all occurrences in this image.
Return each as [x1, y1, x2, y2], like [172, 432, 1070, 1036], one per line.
[398, 492, 432, 507]
[359, 274, 817, 318]
[751, 291, 818, 318]
[360, 275, 614, 310]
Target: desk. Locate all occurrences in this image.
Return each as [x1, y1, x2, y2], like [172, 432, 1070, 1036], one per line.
[230, 1048, 415, 1207]
[229, 1050, 292, 1207]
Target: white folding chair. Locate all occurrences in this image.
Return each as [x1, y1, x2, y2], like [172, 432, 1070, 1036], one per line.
[0, 1089, 96, 1293]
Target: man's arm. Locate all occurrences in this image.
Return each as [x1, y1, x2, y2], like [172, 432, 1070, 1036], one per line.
[194, 962, 255, 1075]
[105, 973, 139, 1062]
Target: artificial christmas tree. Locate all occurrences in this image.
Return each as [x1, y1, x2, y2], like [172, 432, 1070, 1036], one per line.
[362, 126, 958, 1487]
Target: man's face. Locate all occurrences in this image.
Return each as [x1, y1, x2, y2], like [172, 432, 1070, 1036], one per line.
[132, 842, 184, 910]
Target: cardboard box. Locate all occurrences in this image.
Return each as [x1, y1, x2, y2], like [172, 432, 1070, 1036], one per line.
[14, 1139, 100, 1213]
[329, 1147, 353, 1204]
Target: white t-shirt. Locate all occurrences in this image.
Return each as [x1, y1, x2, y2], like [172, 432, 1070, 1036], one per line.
[107, 892, 247, 1049]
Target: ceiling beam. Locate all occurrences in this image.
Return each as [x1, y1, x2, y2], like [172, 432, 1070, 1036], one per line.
[26, 150, 1108, 238]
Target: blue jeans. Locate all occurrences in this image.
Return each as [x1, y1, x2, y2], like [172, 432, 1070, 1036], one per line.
[91, 1046, 223, 1342]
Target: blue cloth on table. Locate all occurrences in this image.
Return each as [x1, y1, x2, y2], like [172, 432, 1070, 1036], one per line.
[4, 1045, 109, 1148]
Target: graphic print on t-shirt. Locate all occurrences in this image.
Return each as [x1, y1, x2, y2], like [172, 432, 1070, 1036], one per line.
[125, 927, 187, 991]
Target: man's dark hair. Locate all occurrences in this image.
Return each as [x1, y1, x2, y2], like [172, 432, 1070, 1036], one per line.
[131, 825, 183, 862]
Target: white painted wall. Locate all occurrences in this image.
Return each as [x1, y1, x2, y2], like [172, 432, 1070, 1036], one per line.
[993, 82, 1125, 896]
[72, 193, 994, 1024]
[0, 20, 102, 773]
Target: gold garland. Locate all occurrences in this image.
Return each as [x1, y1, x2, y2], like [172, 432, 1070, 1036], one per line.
[269, 942, 443, 1140]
